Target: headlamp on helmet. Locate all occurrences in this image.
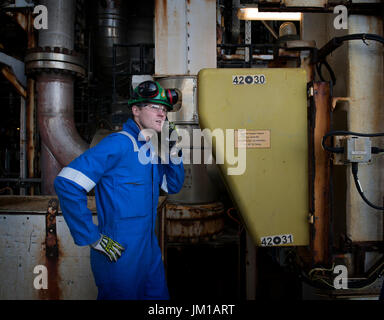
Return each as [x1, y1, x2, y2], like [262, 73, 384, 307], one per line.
[128, 81, 180, 112]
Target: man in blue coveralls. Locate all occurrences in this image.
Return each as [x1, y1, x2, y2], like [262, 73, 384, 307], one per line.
[54, 81, 184, 300]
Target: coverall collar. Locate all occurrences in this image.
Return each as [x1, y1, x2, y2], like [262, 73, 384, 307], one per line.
[124, 118, 159, 145]
[123, 118, 141, 138]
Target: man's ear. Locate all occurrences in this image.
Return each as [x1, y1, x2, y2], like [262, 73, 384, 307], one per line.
[131, 105, 140, 117]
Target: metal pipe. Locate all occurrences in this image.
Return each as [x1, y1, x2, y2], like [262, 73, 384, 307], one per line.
[346, 15, 384, 243]
[36, 73, 88, 167]
[35, 0, 88, 194]
[94, 0, 129, 82]
[38, 0, 75, 50]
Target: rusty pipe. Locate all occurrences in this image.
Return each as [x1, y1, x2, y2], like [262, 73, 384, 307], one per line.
[37, 73, 88, 168]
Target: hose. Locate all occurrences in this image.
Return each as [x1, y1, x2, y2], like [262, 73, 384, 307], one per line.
[316, 33, 384, 85]
[352, 162, 384, 211]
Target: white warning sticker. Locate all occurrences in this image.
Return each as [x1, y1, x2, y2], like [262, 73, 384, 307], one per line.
[260, 234, 294, 246]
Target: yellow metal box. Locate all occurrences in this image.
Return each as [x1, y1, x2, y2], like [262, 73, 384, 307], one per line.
[197, 68, 309, 246]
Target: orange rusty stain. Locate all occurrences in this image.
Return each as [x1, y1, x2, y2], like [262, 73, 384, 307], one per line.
[154, 0, 168, 72]
[38, 244, 62, 300]
[38, 199, 61, 300]
[5, 11, 27, 31]
[310, 82, 332, 266]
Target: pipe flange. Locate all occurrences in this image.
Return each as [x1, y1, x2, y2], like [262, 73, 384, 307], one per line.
[25, 46, 86, 77]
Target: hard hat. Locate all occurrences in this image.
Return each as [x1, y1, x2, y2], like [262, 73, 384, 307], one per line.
[127, 80, 179, 111]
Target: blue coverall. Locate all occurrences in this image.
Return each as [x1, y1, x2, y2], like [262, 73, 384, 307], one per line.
[54, 118, 184, 300]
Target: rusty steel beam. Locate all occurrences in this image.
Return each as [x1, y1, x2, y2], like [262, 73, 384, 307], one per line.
[45, 199, 58, 258]
[5, 10, 37, 194]
[26, 78, 35, 194]
[1, 66, 27, 98]
[26, 11, 37, 195]
[308, 82, 332, 266]
[39, 198, 61, 300]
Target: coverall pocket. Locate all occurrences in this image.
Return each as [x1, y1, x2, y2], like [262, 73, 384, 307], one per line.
[117, 182, 149, 219]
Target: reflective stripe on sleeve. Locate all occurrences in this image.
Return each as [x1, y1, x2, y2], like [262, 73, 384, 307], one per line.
[161, 174, 168, 193]
[57, 167, 96, 192]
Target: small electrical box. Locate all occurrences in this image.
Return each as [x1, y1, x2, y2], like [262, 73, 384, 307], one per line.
[343, 137, 372, 163]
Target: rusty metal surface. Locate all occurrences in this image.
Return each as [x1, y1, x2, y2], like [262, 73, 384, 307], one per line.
[185, 0, 216, 74]
[45, 199, 58, 258]
[0, 196, 99, 299]
[0, 214, 45, 299]
[165, 202, 225, 241]
[155, 0, 187, 75]
[0, 213, 98, 300]
[0, 195, 97, 214]
[26, 79, 36, 194]
[154, 0, 216, 75]
[0, 195, 167, 299]
[309, 82, 332, 266]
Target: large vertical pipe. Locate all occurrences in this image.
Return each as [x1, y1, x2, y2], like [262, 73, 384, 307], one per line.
[37, 73, 88, 167]
[346, 15, 384, 244]
[93, 0, 129, 82]
[36, 0, 88, 194]
[38, 0, 75, 50]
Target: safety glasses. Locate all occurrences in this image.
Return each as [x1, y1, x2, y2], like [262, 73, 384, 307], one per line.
[144, 104, 167, 114]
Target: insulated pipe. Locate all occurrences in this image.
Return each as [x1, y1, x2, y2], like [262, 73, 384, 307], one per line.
[346, 15, 384, 243]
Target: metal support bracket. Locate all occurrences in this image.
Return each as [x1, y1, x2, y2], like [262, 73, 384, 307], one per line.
[45, 199, 58, 258]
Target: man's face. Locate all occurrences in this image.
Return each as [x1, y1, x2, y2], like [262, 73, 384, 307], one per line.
[132, 103, 167, 133]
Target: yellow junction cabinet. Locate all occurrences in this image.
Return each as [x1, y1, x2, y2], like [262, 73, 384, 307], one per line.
[197, 68, 309, 246]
